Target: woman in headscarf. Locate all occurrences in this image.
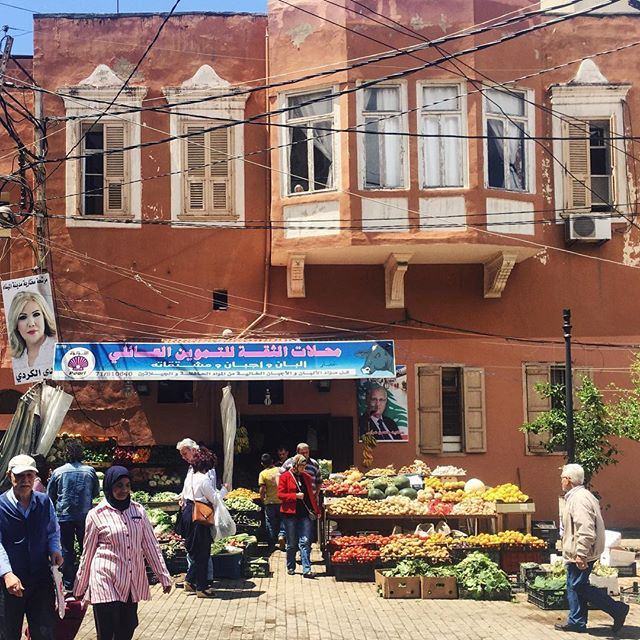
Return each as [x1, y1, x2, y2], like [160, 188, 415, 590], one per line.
[74, 466, 171, 640]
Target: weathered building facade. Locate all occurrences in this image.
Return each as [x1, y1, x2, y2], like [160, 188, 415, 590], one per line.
[1, 0, 640, 524]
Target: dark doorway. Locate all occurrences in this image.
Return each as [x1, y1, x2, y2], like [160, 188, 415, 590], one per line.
[235, 414, 353, 488]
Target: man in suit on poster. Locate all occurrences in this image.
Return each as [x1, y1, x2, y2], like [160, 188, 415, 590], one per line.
[359, 386, 402, 441]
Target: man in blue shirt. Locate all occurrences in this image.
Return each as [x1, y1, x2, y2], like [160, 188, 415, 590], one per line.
[0, 454, 63, 640]
[47, 440, 99, 591]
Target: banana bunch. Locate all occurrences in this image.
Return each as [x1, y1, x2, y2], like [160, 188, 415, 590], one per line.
[362, 433, 377, 468]
[234, 426, 250, 454]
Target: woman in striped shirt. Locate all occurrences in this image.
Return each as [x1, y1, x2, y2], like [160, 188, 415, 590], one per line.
[74, 466, 171, 640]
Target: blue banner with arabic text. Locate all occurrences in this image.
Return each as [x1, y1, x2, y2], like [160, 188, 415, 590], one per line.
[52, 340, 396, 381]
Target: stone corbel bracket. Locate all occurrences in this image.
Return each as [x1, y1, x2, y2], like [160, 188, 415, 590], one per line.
[385, 253, 412, 309]
[483, 252, 517, 298]
[287, 254, 306, 298]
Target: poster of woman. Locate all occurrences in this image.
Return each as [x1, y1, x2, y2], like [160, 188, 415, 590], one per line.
[2, 273, 57, 385]
[357, 365, 408, 442]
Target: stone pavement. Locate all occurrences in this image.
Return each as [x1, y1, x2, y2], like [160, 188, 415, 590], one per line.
[73, 551, 640, 640]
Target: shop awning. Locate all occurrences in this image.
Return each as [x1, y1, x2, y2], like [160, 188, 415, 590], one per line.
[51, 340, 396, 381]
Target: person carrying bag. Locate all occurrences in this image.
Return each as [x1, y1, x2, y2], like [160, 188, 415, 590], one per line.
[179, 450, 218, 598]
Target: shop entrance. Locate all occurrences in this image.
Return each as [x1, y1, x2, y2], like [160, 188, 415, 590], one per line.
[235, 414, 353, 488]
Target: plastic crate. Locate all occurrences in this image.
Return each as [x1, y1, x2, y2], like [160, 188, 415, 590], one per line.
[616, 563, 637, 577]
[333, 563, 377, 582]
[245, 559, 271, 578]
[166, 553, 189, 575]
[527, 588, 568, 610]
[212, 551, 244, 579]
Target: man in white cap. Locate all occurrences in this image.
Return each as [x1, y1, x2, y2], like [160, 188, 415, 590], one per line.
[0, 454, 63, 640]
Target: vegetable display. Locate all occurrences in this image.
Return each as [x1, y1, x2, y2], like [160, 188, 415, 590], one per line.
[226, 488, 260, 500]
[454, 552, 511, 600]
[225, 496, 262, 512]
[331, 547, 380, 564]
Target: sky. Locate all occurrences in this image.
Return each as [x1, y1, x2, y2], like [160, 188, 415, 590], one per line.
[0, 0, 268, 55]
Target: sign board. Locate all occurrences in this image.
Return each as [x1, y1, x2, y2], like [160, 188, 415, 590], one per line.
[1, 273, 57, 385]
[52, 340, 396, 381]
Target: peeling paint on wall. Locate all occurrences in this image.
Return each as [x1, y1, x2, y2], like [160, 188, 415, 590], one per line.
[533, 249, 549, 265]
[541, 157, 553, 205]
[113, 58, 143, 82]
[622, 227, 640, 266]
[288, 23, 313, 49]
[410, 15, 426, 30]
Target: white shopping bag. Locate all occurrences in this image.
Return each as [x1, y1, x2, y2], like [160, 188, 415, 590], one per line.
[51, 565, 66, 619]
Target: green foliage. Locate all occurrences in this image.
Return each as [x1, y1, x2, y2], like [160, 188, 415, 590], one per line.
[521, 371, 640, 486]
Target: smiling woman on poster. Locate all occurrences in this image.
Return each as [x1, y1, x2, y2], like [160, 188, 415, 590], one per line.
[8, 290, 57, 381]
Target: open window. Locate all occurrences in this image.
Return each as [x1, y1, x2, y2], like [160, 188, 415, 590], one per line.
[417, 365, 486, 454]
[285, 90, 335, 194]
[485, 87, 530, 192]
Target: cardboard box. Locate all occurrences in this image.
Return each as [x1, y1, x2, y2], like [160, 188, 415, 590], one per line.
[374, 570, 421, 599]
[421, 576, 458, 599]
[609, 548, 636, 566]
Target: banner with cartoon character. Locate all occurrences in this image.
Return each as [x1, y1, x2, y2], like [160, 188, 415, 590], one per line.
[357, 365, 408, 442]
[53, 340, 396, 381]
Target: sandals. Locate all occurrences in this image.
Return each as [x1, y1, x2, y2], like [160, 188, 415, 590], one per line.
[196, 587, 216, 598]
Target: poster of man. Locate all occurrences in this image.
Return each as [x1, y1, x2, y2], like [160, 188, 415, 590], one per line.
[1, 273, 57, 385]
[357, 366, 408, 442]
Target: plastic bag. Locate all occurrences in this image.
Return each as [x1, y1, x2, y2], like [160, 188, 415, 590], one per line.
[414, 523, 435, 538]
[213, 491, 236, 540]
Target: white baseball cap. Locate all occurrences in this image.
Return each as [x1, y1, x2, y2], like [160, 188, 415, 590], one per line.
[8, 454, 38, 475]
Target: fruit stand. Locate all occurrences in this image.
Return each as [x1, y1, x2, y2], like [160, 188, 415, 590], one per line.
[320, 465, 536, 548]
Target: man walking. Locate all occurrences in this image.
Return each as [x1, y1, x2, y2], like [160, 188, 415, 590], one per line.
[555, 463, 629, 634]
[280, 442, 322, 497]
[0, 454, 63, 640]
[47, 440, 99, 592]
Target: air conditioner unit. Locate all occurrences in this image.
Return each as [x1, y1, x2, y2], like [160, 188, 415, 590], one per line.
[564, 212, 611, 244]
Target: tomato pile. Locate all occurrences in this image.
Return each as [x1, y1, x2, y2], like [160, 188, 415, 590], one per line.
[331, 546, 381, 564]
[328, 534, 390, 549]
[321, 480, 368, 497]
[427, 499, 453, 516]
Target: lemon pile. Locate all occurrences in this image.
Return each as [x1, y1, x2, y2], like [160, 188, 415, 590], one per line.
[483, 483, 529, 503]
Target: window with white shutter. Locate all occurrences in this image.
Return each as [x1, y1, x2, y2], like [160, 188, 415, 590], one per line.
[417, 364, 487, 454]
[183, 121, 232, 217]
[563, 118, 614, 213]
[80, 121, 128, 216]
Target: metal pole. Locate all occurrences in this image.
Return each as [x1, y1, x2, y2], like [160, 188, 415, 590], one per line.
[34, 88, 47, 272]
[564, 308, 575, 463]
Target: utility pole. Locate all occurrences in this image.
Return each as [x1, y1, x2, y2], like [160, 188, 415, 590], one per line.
[0, 30, 13, 79]
[33, 87, 47, 272]
[564, 309, 575, 463]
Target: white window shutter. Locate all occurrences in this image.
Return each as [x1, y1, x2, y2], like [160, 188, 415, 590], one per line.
[185, 125, 206, 211]
[564, 119, 591, 213]
[525, 364, 551, 453]
[463, 368, 486, 453]
[418, 366, 442, 454]
[209, 127, 230, 212]
[104, 123, 126, 213]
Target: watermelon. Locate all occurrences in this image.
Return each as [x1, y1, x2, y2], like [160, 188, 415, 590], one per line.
[399, 487, 418, 500]
[384, 485, 399, 497]
[394, 476, 411, 490]
[368, 488, 385, 501]
[373, 480, 388, 492]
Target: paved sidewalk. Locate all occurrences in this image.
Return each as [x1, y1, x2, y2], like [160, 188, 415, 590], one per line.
[74, 551, 640, 640]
